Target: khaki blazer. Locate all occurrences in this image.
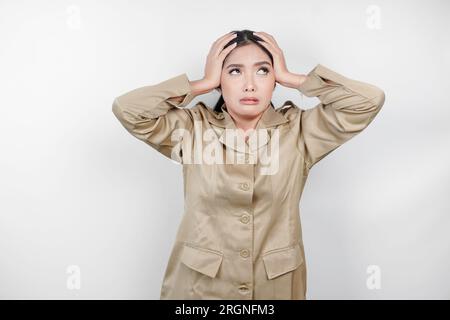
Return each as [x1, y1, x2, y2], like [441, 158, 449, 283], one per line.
[112, 64, 385, 299]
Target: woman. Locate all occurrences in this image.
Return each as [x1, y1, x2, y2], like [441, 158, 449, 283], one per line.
[112, 29, 385, 300]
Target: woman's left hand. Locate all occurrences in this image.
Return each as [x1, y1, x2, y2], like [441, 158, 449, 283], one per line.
[253, 31, 305, 88]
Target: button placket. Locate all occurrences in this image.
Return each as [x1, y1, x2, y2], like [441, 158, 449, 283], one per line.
[231, 157, 254, 298]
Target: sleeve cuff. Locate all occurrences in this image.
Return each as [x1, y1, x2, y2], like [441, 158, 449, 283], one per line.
[298, 64, 384, 101]
[298, 64, 342, 97]
[162, 73, 196, 108]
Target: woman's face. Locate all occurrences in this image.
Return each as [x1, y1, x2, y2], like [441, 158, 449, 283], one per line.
[220, 43, 275, 120]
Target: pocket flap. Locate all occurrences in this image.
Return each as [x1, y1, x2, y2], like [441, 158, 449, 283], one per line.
[262, 243, 304, 280]
[180, 243, 224, 278]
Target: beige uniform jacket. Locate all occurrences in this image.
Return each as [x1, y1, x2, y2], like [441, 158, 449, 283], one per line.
[112, 64, 385, 300]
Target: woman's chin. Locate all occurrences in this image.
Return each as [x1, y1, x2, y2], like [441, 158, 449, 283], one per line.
[239, 105, 265, 115]
[238, 110, 261, 118]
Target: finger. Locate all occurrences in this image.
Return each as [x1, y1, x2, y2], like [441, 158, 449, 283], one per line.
[211, 34, 237, 57]
[256, 39, 282, 58]
[218, 42, 237, 59]
[215, 31, 236, 41]
[254, 32, 278, 49]
[212, 32, 237, 51]
[215, 31, 237, 44]
[254, 31, 275, 42]
[255, 37, 277, 56]
[254, 33, 275, 48]
[254, 32, 281, 51]
[209, 32, 235, 53]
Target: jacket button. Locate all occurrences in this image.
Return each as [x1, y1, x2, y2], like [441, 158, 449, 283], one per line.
[240, 214, 250, 224]
[240, 249, 250, 258]
[239, 182, 250, 191]
[238, 284, 250, 295]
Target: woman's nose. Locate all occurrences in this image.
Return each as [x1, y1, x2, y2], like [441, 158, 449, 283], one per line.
[244, 78, 256, 91]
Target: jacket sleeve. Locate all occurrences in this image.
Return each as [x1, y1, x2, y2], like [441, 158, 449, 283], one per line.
[296, 64, 385, 170]
[112, 73, 196, 163]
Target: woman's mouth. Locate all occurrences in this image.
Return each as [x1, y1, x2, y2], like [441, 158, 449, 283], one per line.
[240, 97, 259, 105]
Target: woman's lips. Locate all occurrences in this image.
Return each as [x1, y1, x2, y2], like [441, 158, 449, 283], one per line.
[240, 98, 259, 105]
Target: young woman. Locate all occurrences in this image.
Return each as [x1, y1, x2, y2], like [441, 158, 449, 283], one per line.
[112, 29, 385, 300]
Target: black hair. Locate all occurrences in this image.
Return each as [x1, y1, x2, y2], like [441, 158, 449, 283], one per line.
[213, 29, 275, 113]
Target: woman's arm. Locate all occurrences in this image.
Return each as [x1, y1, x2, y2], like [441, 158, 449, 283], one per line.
[112, 74, 212, 162]
[289, 64, 386, 170]
[112, 32, 237, 163]
[167, 79, 214, 104]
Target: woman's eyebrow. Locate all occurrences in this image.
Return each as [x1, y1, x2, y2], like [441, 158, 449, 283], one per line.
[225, 61, 271, 69]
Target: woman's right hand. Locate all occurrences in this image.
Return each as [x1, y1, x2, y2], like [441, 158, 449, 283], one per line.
[202, 32, 238, 90]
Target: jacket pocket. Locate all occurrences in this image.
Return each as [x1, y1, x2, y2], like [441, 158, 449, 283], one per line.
[180, 243, 224, 278]
[262, 243, 304, 280]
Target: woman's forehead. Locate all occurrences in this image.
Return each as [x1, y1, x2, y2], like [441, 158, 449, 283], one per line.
[224, 45, 271, 67]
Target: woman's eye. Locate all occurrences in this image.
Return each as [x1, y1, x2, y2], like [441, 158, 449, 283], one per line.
[258, 67, 269, 74]
[228, 67, 270, 75]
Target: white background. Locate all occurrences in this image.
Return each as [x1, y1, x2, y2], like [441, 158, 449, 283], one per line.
[1, 0, 449, 299]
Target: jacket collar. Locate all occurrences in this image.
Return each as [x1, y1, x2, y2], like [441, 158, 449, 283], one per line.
[205, 102, 289, 154]
[205, 101, 289, 128]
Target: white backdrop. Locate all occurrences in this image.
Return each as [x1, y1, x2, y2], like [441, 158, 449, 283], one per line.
[1, 0, 449, 299]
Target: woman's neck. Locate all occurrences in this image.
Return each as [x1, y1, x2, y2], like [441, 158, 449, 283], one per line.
[227, 105, 269, 141]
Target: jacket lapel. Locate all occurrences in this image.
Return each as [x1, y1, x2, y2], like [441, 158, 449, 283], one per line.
[206, 102, 289, 154]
